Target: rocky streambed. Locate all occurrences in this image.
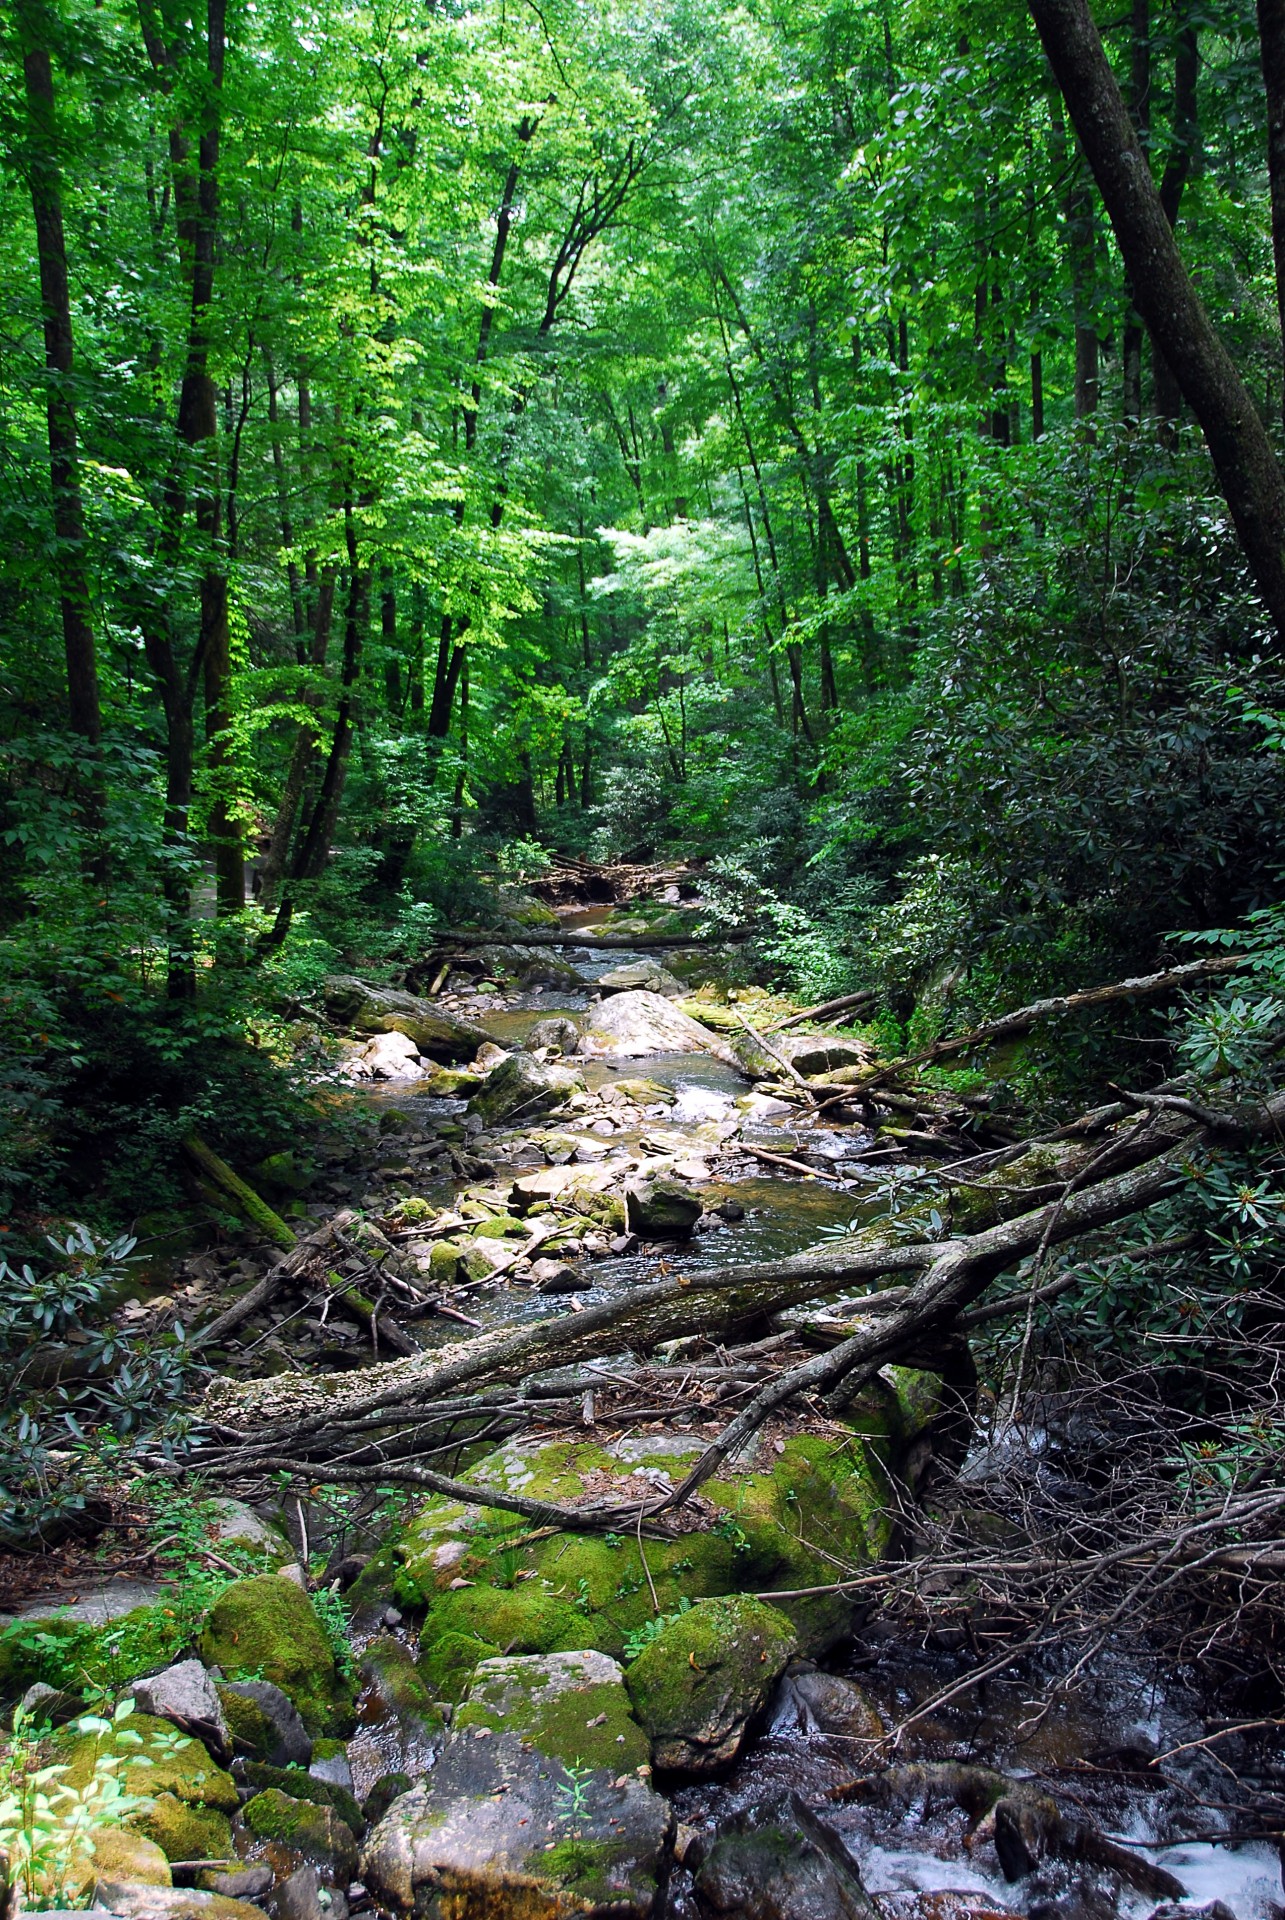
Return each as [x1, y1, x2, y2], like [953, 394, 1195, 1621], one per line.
[4, 909, 1282, 1920]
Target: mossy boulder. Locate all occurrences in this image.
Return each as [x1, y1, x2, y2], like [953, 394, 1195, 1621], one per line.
[91, 1827, 174, 1888]
[215, 1680, 311, 1767]
[357, 1635, 442, 1735]
[400, 1423, 898, 1676]
[626, 1594, 796, 1772]
[199, 1576, 354, 1736]
[56, 1711, 240, 1813]
[0, 1595, 185, 1701]
[454, 1649, 650, 1775]
[236, 1762, 363, 1836]
[136, 1795, 235, 1864]
[236, 1788, 359, 1885]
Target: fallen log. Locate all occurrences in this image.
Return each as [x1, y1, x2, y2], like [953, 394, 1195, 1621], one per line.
[845, 954, 1246, 1094]
[190, 1211, 357, 1351]
[771, 989, 877, 1031]
[433, 927, 745, 949]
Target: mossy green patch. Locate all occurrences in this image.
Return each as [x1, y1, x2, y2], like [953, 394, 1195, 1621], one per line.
[199, 1576, 354, 1736]
[625, 1595, 797, 1767]
[540, 1835, 636, 1907]
[418, 1583, 585, 1659]
[56, 1712, 239, 1812]
[455, 1672, 648, 1773]
[133, 1796, 234, 1864]
[0, 1603, 186, 1701]
[215, 1683, 276, 1761]
[417, 1630, 495, 1702]
[238, 1763, 363, 1835]
[238, 1789, 359, 1880]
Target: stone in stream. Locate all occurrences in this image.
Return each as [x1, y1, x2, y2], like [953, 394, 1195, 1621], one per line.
[625, 1593, 797, 1772]
[771, 1667, 884, 1741]
[360, 1650, 669, 1920]
[693, 1792, 877, 1920]
[53, 1711, 240, 1864]
[597, 959, 684, 997]
[624, 1175, 702, 1237]
[526, 1014, 582, 1052]
[129, 1658, 233, 1763]
[467, 1052, 585, 1126]
[322, 976, 499, 1062]
[578, 990, 741, 1065]
[89, 1890, 271, 1920]
[731, 1027, 873, 1081]
[531, 1256, 587, 1293]
[235, 1787, 360, 1887]
[347, 1030, 425, 1082]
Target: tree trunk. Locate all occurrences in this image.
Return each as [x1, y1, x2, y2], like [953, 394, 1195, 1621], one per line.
[1259, 0, 1285, 432]
[1030, 0, 1285, 641]
[16, 0, 101, 746]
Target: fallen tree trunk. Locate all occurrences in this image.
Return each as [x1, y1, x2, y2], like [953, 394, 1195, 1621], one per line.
[434, 927, 745, 949]
[201, 1110, 1187, 1438]
[844, 955, 1245, 1094]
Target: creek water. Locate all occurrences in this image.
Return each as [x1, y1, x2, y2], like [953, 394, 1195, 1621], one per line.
[344, 915, 1282, 1920]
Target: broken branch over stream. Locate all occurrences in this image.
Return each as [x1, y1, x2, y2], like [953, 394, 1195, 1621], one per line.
[195, 1086, 1282, 1535]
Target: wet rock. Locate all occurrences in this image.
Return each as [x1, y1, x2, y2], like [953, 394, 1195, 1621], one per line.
[236, 1789, 359, 1886]
[1147, 1906, 1237, 1920]
[526, 1014, 581, 1053]
[129, 1660, 232, 1763]
[624, 1175, 702, 1236]
[693, 1793, 876, 1920]
[200, 1577, 354, 1738]
[467, 1052, 585, 1126]
[216, 1681, 312, 1769]
[92, 1889, 268, 1920]
[597, 960, 684, 997]
[773, 1668, 883, 1741]
[322, 977, 497, 1062]
[880, 1894, 1019, 1920]
[356, 1636, 441, 1743]
[361, 1651, 668, 1920]
[309, 1748, 354, 1793]
[20, 1680, 81, 1726]
[532, 1257, 587, 1292]
[625, 1594, 798, 1772]
[579, 990, 741, 1064]
[713, 1198, 745, 1222]
[513, 948, 585, 990]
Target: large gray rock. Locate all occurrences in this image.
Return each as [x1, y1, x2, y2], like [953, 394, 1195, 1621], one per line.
[625, 1594, 798, 1773]
[624, 1176, 702, 1237]
[467, 1052, 585, 1126]
[694, 1794, 876, 1920]
[731, 1028, 871, 1081]
[361, 1650, 668, 1919]
[129, 1660, 231, 1763]
[597, 960, 684, 998]
[579, 991, 740, 1064]
[201, 1499, 293, 1569]
[322, 977, 497, 1062]
[526, 1014, 581, 1053]
[348, 1030, 426, 1083]
[90, 1890, 269, 1920]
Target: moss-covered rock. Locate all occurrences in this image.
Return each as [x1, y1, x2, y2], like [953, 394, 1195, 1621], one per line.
[214, 1680, 311, 1767]
[199, 1576, 354, 1736]
[91, 1826, 174, 1888]
[0, 1597, 185, 1701]
[417, 1630, 496, 1703]
[357, 1635, 442, 1735]
[236, 1788, 359, 1885]
[399, 1424, 897, 1668]
[454, 1649, 650, 1775]
[236, 1762, 363, 1836]
[626, 1594, 797, 1772]
[56, 1712, 240, 1812]
[135, 1795, 235, 1865]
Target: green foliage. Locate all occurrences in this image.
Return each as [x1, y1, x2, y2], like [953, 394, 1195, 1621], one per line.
[621, 1597, 692, 1662]
[0, 1699, 150, 1910]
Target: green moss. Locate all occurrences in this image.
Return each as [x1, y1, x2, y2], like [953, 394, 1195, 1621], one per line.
[238, 1790, 359, 1880]
[345, 1545, 406, 1616]
[455, 1674, 648, 1774]
[0, 1602, 186, 1700]
[215, 1684, 276, 1761]
[238, 1763, 363, 1835]
[541, 1835, 634, 1906]
[418, 1584, 584, 1659]
[625, 1595, 797, 1757]
[418, 1631, 495, 1702]
[199, 1576, 355, 1736]
[134, 1796, 234, 1865]
[57, 1713, 239, 1812]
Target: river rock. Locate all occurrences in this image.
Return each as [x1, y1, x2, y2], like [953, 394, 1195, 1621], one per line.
[90, 1829, 173, 1889]
[322, 977, 498, 1062]
[772, 1668, 883, 1741]
[526, 1014, 581, 1053]
[129, 1660, 232, 1763]
[55, 1711, 240, 1864]
[624, 1175, 702, 1236]
[201, 1499, 293, 1568]
[597, 960, 684, 997]
[626, 1594, 797, 1772]
[532, 1256, 586, 1292]
[731, 1028, 872, 1080]
[92, 1890, 269, 1920]
[235, 1763, 363, 1838]
[216, 1680, 312, 1768]
[467, 1052, 585, 1126]
[694, 1794, 876, 1919]
[361, 1650, 668, 1919]
[200, 1576, 354, 1737]
[578, 991, 741, 1064]
[350, 1030, 425, 1082]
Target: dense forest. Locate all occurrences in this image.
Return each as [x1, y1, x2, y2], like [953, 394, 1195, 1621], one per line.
[4, 0, 1285, 1915]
